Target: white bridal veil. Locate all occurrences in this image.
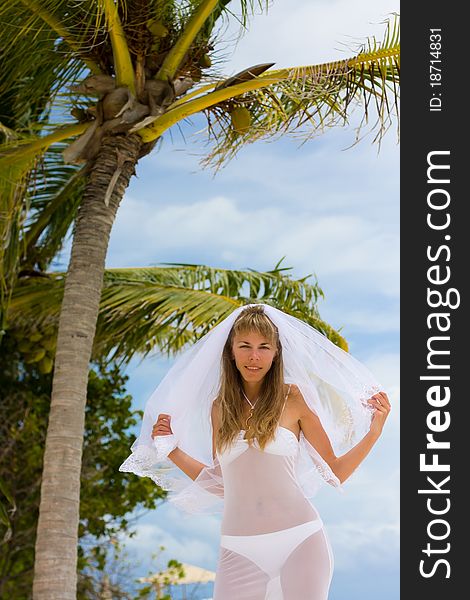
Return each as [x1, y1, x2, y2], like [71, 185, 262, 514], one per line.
[119, 303, 383, 514]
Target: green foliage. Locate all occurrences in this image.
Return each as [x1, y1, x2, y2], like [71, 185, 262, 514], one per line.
[8, 261, 348, 366]
[0, 333, 166, 598]
[76, 541, 188, 599]
[0, 478, 16, 543]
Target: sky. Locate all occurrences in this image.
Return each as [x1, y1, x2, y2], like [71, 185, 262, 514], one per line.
[57, 1, 400, 598]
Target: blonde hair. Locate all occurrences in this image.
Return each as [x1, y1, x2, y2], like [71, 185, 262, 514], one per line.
[214, 305, 286, 453]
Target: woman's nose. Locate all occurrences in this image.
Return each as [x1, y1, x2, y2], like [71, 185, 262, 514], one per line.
[249, 349, 260, 361]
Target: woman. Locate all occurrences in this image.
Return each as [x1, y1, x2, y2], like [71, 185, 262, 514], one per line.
[120, 304, 390, 599]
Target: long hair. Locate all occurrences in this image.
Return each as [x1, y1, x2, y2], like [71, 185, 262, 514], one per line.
[214, 305, 286, 453]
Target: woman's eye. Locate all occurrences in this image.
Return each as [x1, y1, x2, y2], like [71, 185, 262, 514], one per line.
[237, 345, 271, 350]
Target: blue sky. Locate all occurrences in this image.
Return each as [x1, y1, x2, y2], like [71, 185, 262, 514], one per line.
[57, 1, 400, 597]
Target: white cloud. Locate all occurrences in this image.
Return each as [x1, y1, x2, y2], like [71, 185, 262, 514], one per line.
[222, 0, 399, 73]
[146, 126, 399, 215]
[109, 193, 398, 300]
[328, 520, 399, 572]
[316, 464, 399, 572]
[364, 351, 400, 393]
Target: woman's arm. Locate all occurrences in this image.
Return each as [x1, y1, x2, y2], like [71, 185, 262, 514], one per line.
[328, 429, 382, 484]
[167, 447, 207, 481]
[294, 387, 391, 484]
[151, 404, 219, 481]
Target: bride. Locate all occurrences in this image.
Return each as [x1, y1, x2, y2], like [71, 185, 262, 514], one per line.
[121, 304, 391, 599]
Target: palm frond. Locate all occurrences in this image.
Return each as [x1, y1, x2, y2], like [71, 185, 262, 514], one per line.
[0, 1, 102, 133]
[21, 146, 87, 270]
[19, 0, 102, 74]
[137, 14, 399, 166]
[0, 125, 87, 237]
[156, 0, 220, 81]
[0, 124, 86, 330]
[191, 0, 269, 31]
[200, 14, 400, 167]
[154, 0, 269, 81]
[8, 262, 348, 365]
[102, 0, 136, 93]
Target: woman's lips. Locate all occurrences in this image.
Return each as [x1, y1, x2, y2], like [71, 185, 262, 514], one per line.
[245, 366, 262, 371]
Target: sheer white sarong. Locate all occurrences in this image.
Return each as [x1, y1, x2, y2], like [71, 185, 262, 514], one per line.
[211, 423, 334, 599]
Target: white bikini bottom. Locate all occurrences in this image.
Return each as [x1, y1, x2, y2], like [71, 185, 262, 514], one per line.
[216, 518, 333, 599]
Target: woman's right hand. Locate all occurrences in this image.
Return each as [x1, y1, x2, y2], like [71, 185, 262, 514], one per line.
[151, 413, 173, 439]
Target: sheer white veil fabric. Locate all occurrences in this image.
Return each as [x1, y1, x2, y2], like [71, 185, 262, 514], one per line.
[119, 303, 383, 513]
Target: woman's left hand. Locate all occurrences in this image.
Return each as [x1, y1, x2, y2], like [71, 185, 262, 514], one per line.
[367, 391, 391, 438]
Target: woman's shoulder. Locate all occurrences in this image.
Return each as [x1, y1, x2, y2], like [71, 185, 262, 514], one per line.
[211, 396, 221, 415]
[285, 383, 302, 399]
[285, 384, 310, 414]
[211, 398, 221, 429]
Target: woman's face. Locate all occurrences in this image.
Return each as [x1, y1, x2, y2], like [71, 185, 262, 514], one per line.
[231, 329, 277, 384]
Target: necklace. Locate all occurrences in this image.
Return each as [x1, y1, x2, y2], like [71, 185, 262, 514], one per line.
[242, 389, 259, 429]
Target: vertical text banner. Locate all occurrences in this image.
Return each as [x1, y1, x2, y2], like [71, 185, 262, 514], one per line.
[401, 3, 466, 598]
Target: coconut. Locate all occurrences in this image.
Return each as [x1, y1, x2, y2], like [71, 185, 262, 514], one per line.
[18, 340, 33, 352]
[38, 356, 54, 375]
[199, 54, 212, 68]
[147, 20, 168, 38]
[230, 107, 251, 134]
[24, 348, 46, 364]
[41, 336, 57, 352]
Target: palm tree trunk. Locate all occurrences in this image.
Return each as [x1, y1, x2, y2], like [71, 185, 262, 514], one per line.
[32, 133, 142, 600]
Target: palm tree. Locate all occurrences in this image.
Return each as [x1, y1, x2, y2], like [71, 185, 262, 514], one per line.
[0, 2, 399, 598]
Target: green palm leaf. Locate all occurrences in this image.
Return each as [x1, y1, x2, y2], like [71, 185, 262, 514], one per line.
[9, 262, 348, 365]
[154, 14, 400, 167]
[21, 145, 86, 272]
[0, 127, 86, 332]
